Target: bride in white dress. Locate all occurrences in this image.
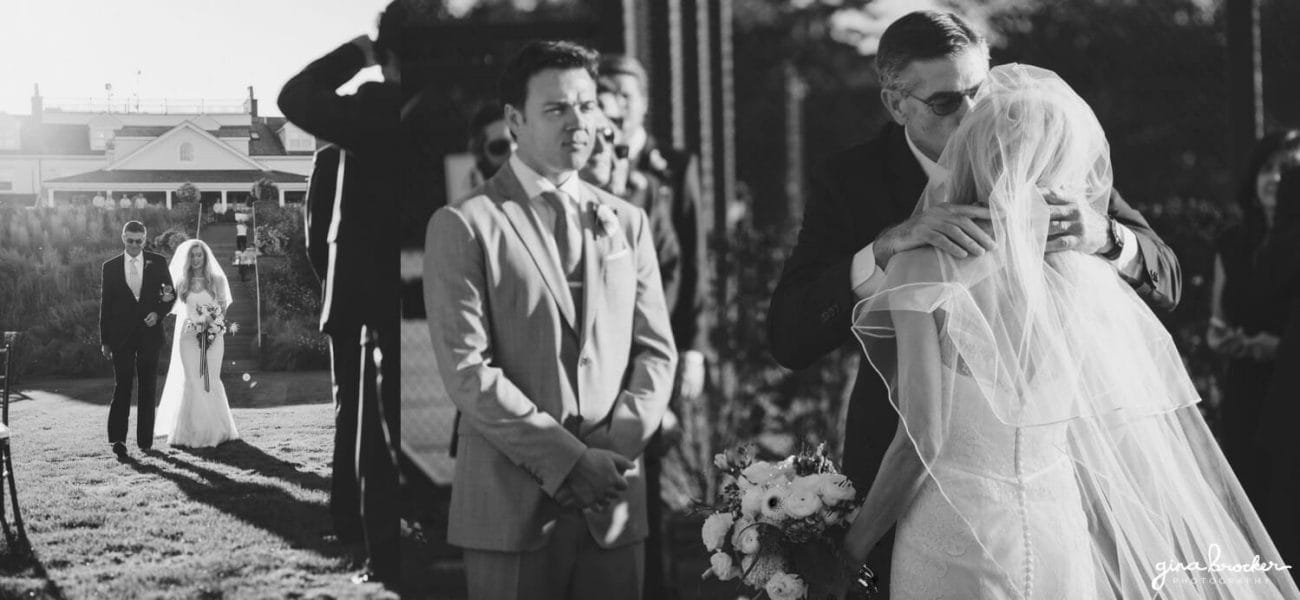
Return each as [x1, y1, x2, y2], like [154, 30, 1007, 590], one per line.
[844, 65, 1298, 599]
[154, 239, 240, 448]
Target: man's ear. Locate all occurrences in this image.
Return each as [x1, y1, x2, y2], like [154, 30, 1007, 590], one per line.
[881, 88, 908, 126]
[505, 103, 525, 136]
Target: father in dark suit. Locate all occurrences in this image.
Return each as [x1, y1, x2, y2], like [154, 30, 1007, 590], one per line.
[767, 11, 1182, 597]
[100, 220, 175, 459]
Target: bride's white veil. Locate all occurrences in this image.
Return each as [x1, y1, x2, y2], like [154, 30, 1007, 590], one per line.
[852, 64, 1298, 597]
[154, 239, 232, 438]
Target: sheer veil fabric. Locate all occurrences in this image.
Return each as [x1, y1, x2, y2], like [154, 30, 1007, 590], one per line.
[852, 64, 1299, 598]
[154, 239, 233, 439]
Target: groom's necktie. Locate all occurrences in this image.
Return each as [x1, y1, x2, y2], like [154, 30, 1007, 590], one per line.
[541, 190, 584, 319]
[127, 256, 142, 301]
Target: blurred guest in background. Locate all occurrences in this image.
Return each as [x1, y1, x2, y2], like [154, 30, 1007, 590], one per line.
[580, 111, 681, 317]
[600, 53, 709, 600]
[465, 103, 515, 193]
[277, 0, 404, 586]
[1250, 164, 1300, 569]
[1207, 129, 1300, 503]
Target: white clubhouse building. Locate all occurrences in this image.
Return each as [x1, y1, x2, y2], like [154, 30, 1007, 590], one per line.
[0, 86, 315, 209]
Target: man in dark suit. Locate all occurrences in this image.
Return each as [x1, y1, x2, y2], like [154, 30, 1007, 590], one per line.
[279, 1, 403, 585]
[767, 11, 1181, 597]
[100, 220, 176, 459]
[600, 53, 711, 599]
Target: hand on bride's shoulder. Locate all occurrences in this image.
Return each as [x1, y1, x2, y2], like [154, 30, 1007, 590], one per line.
[878, 203, 995, 264]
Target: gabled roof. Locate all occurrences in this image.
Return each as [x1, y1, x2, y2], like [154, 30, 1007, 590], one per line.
[215, 125, 251, 138]
[106, 120, 265, 171]
[249, 121, 286, 156]
[116, 125, 174, 137]
[46, 169, 307, 184]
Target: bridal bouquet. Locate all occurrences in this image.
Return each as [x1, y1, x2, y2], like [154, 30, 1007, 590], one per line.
[700, 443, 865, 599]
[183, 303, 238, 391]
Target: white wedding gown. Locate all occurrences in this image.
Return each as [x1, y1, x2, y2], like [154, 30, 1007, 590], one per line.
[891, 373, 1094, 599]
[155, 289, 239, 447]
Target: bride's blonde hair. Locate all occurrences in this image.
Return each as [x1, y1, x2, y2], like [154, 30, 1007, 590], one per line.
[177, 240, 224, 303]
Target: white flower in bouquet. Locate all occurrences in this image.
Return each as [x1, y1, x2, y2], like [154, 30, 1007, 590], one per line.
[709, 552, 739, 581]
[741, 486, 764, 517]
[739, 462, 779, 490]
[765, 572, 809, 600]
[735, 523, 762, 555]
[783, 477, 824, 519]
[760, 485, 792, 522]
[701, 512, 734, 552]
[731, 516, 754, 549]
[817, 473, 857, 504]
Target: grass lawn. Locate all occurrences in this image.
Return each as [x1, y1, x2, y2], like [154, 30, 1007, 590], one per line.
[0, 372, 399, 600]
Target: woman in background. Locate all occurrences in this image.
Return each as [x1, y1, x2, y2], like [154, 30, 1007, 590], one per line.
[1207, 129, 1300, 502]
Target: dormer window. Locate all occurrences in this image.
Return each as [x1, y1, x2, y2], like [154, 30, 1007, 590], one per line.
[180, 142, 194, 162]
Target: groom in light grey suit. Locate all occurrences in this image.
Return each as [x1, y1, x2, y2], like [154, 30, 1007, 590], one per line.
[424, 40, 677, 600]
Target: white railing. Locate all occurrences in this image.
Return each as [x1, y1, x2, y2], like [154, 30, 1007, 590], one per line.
[42, 97, 250, 115]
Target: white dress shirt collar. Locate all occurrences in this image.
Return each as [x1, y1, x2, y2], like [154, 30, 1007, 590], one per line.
[509, 154, 585, 203]
[625, 127, 648, 163]
[904, 128, 946, 181]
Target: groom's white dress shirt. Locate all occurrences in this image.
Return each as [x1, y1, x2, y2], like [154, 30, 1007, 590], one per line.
[850, 129, 1140, 299]
[510, 154, 587, 274]
[124, 252, 143, 301]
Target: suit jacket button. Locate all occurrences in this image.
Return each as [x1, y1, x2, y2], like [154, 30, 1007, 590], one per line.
[580, 356, 591, 366]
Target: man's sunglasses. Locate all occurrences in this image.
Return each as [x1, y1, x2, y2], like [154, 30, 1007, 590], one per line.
[124, 238, 145, 245]
[485, 139, 512, 157]
[905, 84, 982, 116]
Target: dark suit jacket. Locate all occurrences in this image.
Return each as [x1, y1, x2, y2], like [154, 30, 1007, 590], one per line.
[279, 41, 401, 334]
[99, 251, 175, 349]
[625, 169, 683, 315]
[638, 136, 708, 352]
[305, 144, 341, 283]
[768, 121, 1182, 490]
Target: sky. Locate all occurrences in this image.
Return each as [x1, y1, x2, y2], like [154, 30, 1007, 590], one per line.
[0, 0, 392, 117]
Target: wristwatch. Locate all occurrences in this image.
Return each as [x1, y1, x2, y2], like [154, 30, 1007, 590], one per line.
[1099, 215, 1124, 261]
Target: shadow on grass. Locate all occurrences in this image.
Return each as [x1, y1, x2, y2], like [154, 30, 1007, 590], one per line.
[169, 439, 332, 495]
[0, 537, 67, 600]
[20, 370, 333, 410]
[122, 450, 351, 563]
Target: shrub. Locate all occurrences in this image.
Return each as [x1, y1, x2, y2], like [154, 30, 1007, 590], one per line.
[175, 182, 200, 205]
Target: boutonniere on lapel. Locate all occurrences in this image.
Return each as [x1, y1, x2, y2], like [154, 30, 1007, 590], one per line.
[593, 203, 619, 239]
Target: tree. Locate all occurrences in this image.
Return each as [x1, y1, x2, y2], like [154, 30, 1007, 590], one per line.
[251, 177, 280, 202]
[175, 182, 200, 204]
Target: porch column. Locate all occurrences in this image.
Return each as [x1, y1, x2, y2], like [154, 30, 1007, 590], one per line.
[166, 189, 173, 210]
[278, 187, 285, 207]
[220, 189, 228, 212]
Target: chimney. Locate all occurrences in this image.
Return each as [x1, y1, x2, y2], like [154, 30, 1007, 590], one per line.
[247, 85, 258, 118]
[31, 84, 42, 121]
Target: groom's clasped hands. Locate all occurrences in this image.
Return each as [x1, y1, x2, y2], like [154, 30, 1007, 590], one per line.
[554, 447, 635, 512]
